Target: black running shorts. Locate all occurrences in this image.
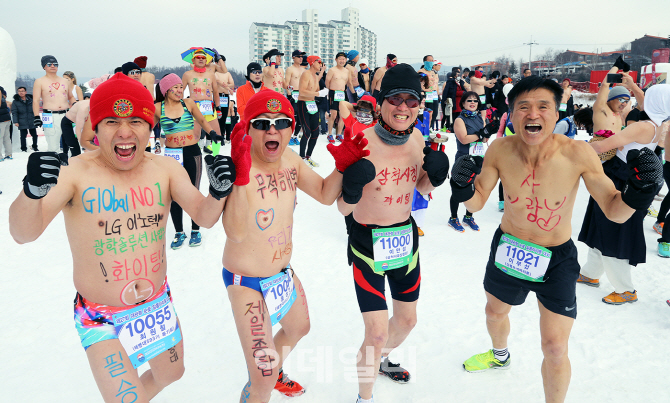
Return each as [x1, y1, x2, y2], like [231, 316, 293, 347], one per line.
[484, 227, 581, 319]
[348, 217, 421, 313]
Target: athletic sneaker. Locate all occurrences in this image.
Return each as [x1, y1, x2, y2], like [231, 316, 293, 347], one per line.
[602, 290, 638, 305]
[440, 127, 447, 132]
[306, 158, 319, 167]
[577, 274, 600, 287]
[463, 350, 511, 373]
[659, 241, 670, 258]
[289, 137, 299, 146]
[31, 145, 39, 152]
[462, 215, 480, 231]
[327, 135, 335, 144]
[203, 145, 213, 154]
[498, 201, 504, 212]
[4, 155, 12, 160]
[448, 217, 465, 233]
[336, 134, 344, 142]
[653, 222, 664, 235]
[379, 357, 410, 383]
[417, 227, 424, 237]
[170, 232, 187, 250]
[274, 370, 305, 397]
[189, 230, 202, 247]
[647, 207, 658, 218]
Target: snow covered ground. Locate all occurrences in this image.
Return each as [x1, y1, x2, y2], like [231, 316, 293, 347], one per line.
[1, 130, 669, 402]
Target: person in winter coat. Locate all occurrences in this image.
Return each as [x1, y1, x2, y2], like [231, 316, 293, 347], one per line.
[11, 87, 39, 152]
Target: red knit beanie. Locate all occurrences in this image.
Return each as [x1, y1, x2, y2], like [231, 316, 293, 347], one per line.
[134, 56, 148, 69]
[244, 90, 295, 133]
[89, 72, 155, 130]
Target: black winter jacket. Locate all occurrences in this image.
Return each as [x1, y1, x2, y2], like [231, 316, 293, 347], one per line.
[11, 94, 35, 129]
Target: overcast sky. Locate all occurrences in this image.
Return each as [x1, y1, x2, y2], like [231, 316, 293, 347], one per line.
[3, 0, 668, 80]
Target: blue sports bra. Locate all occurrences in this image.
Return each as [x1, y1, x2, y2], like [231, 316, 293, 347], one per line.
[160, 100, 194, 135]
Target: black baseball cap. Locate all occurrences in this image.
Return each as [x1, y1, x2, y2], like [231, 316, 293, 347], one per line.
[292, 50, 306, 57]
[267, 49, 284, 57]
[335, 52, 347, 59]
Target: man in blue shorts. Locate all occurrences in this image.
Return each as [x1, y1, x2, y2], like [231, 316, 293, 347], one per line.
[451, 76, 662, 402]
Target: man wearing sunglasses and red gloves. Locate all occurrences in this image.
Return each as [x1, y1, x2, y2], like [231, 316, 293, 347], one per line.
[219, 90, 369, 403]
[339, 64, 450, 403]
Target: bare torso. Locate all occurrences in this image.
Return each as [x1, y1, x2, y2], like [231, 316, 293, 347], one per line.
[140, 72, 156, 100]
[285, 65, 305, 92]
[492, 135, 585, 246]
[215, 71, 234, 95]
[328, 67, 349, 91]
[36, 75, 71, 111]
[183, 70, 216, 101]
[59, 152, 175, 306]
[352, 128, 428, 225]
[157, 99, 199, 148]
[298, 73, 319, 102]
[221, 151, 302, 277]
[346, 64, 357, 91]
[593, 105, 624, 134]
[372, 67, 387, 91]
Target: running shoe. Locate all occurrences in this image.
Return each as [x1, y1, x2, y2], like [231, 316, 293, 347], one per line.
[189, 230, 202, 247]
[440, 127, 447, 132]
[659, 241, 670, 258]
[31, 145, 39, 152]
[462, 215, 480, 231]
[4, 155, 12, 160]
[653, 222, 664, 235]
[274, 370, 305, 397]
[336, 134, 344, 142]
[327, 135, 335, 144]
[602, 290, 638, 305]
[463, 350, 511, 373]
[170, 232, 187, 250]
[418, 227, 424, 237]
[647, 207, 658, 218]
[498, 201, 504, 212]
[307, 158, 319, 167]
[203, 145, 213, 154]
[379, 357, 410, 383]
[448, 217, 465, 233]
[289, 137, 299, 146]
[577, 274, 600, 287]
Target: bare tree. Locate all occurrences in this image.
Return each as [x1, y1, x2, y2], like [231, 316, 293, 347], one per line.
[617, 42, 631, 52]
[494, 54, 511, 75]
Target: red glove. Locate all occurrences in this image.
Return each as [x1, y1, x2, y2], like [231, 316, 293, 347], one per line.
[327, 126, 370, 173]
[231, 120, 252, 185]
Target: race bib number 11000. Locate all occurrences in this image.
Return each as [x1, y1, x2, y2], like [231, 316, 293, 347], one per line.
[372, 224, 413, 273]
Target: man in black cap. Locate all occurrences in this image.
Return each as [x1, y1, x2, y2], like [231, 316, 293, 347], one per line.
[237, 62, 268, 121]
[121, 62, 143, 83]
[262, 48, 285, 95]
[32, 55, 75, 152]
[337, 63, 450, 403]
[284, 50, 307, 145]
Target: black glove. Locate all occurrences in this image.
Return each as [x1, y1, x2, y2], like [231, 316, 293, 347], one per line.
[449, 155, 483, 203]
[613, 55, 630, 72]
[476, 121, 500, 139]
[621, 148, 663, 210]
[33, 115, 42, 128]
[23, 152, 68, 199]
[204, 154, 235, 200]
[422, 147, 450, 187]
[209, 130, 223, 144]
[342, 158, 376, 204]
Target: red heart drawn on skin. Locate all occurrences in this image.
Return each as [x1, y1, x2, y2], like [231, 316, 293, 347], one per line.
[52, 83, 60, 90]
[256, 208, 274, 230]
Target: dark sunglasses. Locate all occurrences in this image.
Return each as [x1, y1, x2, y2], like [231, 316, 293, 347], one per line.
[45, 63, 58, 67]
[386, 95, 420, 108]
[128, 70, 142, 76]
[250, 117, 293, 131]
[250, 70, 262, 75]
[465, 99, 478, 103]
